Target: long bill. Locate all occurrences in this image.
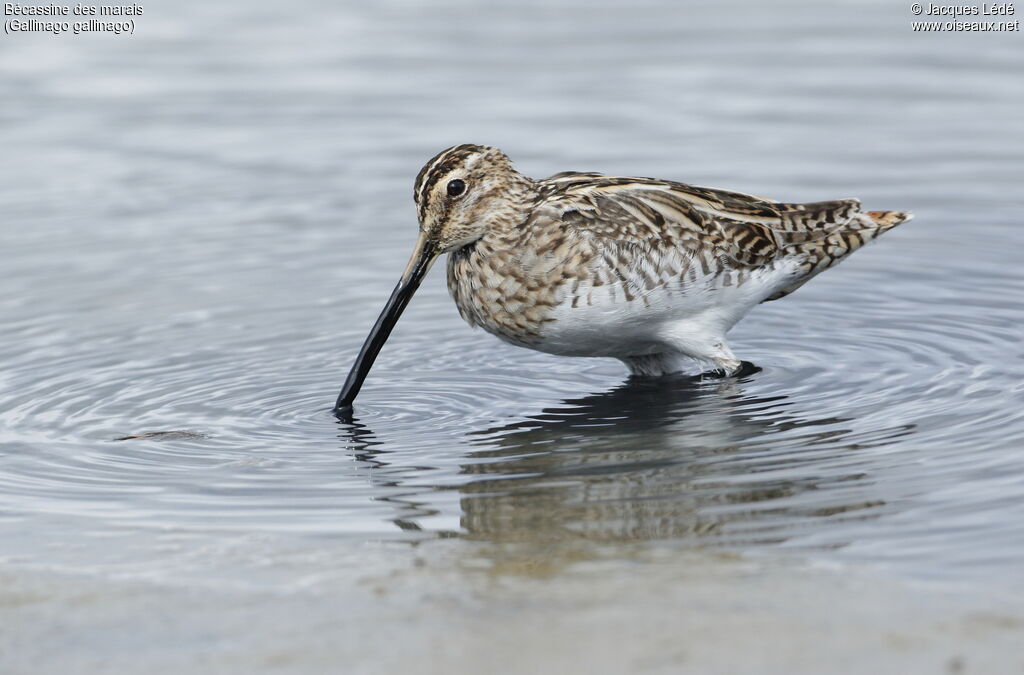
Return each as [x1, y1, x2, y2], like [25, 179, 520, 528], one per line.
[334, 233, 439, 412]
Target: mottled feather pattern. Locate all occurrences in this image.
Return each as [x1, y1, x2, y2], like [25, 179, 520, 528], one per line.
[450, 173, 909, 340]
[535, 178, 909, 306]
[423, 145, 911, 374]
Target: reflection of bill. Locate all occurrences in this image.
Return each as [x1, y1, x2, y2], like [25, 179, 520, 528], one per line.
[338, 369, 915, 566]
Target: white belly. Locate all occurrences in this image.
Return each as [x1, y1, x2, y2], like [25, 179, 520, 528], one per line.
[528, 261, 799, 359]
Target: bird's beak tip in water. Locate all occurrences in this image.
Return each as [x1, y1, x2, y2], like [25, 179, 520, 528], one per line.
[334, 233, 438, 411]
[333, 403, 355, 423]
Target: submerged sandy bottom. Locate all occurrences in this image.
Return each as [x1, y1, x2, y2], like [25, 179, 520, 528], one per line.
[2, 538, 1022, 675]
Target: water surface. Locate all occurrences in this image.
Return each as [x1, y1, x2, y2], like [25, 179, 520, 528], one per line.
[1, 0, 1023, 669]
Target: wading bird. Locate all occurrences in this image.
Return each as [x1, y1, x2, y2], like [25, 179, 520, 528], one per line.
[336, 144, 911, 412]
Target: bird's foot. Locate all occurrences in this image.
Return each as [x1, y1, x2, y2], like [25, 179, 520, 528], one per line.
[699, 360, 760, 380]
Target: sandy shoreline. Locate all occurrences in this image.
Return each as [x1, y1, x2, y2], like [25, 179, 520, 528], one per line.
[3, 539, 1022, 675]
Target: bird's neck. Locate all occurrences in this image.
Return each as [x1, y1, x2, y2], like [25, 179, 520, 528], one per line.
[483, 173, 541, 247]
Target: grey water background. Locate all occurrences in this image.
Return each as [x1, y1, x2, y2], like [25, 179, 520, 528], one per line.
[1, 0, 1023, 671]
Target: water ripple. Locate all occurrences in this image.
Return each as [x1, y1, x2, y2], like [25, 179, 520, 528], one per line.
[1, 0, 1023, 583]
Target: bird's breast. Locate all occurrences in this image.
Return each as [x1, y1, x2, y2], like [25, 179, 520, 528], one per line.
[445, 243, 566, 347]
[444, 239, 685, 357]
[445, 237, 797, 359]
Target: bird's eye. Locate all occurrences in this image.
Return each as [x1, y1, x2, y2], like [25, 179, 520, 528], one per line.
[446, 179, 466, 198]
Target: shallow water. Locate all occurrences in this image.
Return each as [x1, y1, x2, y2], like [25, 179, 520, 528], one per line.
[1, 0, 1023, 670]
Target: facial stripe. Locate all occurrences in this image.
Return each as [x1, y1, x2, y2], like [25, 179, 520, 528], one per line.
[413, 147, 455, 204]
[414, 144, 486, 221]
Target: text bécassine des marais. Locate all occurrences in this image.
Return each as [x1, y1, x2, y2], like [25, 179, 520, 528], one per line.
[4, 3, 143, 15]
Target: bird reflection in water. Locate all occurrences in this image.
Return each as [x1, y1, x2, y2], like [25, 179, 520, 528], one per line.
[336, 366, 912, 572]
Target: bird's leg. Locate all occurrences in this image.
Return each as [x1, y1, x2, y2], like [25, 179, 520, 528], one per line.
[702, 342, 742, 379]
[619, 353, 689, 377]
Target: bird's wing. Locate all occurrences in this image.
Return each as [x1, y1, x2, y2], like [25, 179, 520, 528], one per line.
[538, 176, 861, 263]
[529, 175, 867, 302]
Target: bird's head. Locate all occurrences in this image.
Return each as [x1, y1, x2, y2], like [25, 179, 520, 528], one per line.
[412, 143, 534, 255]
[335, 144, 534, 413]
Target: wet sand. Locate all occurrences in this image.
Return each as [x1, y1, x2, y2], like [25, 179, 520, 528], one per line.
[3, 540, 1022, 675]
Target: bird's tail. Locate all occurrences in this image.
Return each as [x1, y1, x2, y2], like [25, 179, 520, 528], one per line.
[764, 208, 913, 302]
[866, 210, 914, 230]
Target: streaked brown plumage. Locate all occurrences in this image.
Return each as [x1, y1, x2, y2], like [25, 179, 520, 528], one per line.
[335, 144, 911, 410]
